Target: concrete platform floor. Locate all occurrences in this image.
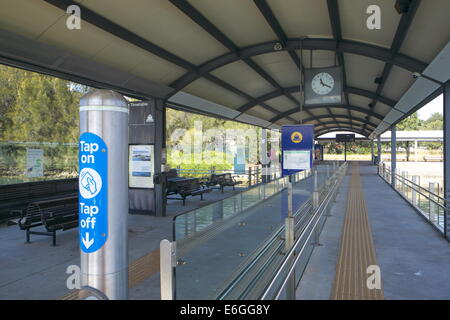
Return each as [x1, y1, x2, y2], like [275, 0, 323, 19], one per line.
[297, 161, 450, 300]
[0, 165, 333, 300]
[0, 186, 244, 300]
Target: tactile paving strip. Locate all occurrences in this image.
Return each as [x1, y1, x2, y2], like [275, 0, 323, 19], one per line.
[59, 249, 160, 300]
[331, 163, 384, 300]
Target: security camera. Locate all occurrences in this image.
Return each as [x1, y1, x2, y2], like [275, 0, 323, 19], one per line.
[273, 42, 283, 51]
[412, 72, 421, 79]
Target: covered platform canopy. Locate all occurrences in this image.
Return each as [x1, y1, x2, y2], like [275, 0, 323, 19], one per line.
[0, 0, 449, 138]
[317, 130, 443, 142]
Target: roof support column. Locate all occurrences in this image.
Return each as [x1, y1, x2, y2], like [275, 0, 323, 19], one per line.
[377, 135, 382, 164]
[371, 139, 374, 164]
[443, 81, 450, 239]
[261, 128, 270, 183]
[391, 126, 397, 188]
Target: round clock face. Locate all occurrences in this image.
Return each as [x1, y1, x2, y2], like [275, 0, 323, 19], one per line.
[311, 72, 335, 95]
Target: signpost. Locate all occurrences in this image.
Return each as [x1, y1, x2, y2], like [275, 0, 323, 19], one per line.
[281, 125, 314, 176]
[336, 134, 355, 162]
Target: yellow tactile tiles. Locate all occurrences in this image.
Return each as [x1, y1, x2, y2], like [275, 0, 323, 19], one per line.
[331, 162, 384, 300]
[59, 249, 160, 300]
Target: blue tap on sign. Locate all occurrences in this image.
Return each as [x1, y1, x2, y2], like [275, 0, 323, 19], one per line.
[79, 132, 108, 253]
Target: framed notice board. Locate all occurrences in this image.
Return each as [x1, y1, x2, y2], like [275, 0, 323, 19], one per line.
[129, 144, 154, 189]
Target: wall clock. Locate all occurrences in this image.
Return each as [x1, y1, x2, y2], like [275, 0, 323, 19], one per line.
[304, 66, 343, 106]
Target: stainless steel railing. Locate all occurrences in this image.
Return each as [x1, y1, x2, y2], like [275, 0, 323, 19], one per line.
[159, 161, 347, 300]
[258, 162, 347, 300]
[378, 162, 448, 234]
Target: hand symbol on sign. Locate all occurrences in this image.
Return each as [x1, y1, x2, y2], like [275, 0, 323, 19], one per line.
[81, 172, 97, 195]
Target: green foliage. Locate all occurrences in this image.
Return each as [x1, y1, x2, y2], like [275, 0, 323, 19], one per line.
[167, 150, 232, 178]
[397, 112, 421, 131]
[0, 65, 87, 142]
[422, 112, 443, 130]
[397, 111, 443, 131]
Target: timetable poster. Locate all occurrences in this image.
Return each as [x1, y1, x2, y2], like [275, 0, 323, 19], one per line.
[281, 125, 314, 176]
[129, 145, 154, 188]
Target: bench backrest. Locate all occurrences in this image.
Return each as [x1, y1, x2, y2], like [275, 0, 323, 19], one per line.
[166, 169, 179, 180]
[0, 178, 78, 203]
[176, 178, 202, 194]
[210, 173, 226, 184]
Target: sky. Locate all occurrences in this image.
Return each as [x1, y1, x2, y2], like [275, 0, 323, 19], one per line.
[417, 94, 443, 120]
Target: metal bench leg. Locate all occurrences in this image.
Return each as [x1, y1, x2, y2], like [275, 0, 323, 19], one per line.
[52, 231, 57, 246]
[201, 194, 204, 200]
[26, 229, 30, 243]
[183, 197, 186, 206]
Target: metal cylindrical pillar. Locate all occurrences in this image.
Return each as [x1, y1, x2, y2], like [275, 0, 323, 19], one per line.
[79, 89, 129, 300]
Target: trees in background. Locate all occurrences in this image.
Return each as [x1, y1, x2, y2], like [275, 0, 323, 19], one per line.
[0, 65, 88, 142]
[397, 111, 443, 131]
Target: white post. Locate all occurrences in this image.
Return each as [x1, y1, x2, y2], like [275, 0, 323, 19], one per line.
[412, 176, 418, 205]
[160, 239, 176, 300]
[429, 182, 437, 223]
[414, 140, 418, 162]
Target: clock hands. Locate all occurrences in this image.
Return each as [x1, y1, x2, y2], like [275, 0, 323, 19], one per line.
[319, 78, 331, 89]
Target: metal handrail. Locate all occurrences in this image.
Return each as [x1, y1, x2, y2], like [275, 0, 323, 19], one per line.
[386, 167, 448, 203]
[159, 161, 345, 300]
[216, 163, 346, 299]
[260, 163, 346, 299]
[378, 162, 447, 236]
[380, 164, 449, 210]
[215, 199, 313, 300]
[395, 176, 448, 210]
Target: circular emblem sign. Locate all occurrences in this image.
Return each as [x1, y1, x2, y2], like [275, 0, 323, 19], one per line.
[291, 131, 303, 143]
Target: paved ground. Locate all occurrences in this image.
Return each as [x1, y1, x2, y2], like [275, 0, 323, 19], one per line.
[0, 165, 333, 300]
[0, 186, 243, 300]
[296, 161, 450, 300]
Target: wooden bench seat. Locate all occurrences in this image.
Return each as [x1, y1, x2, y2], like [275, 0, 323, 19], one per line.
[18, 195, 78, 245]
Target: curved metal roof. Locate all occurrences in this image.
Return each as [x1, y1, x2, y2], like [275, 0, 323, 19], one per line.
[0, 0, 449, 137]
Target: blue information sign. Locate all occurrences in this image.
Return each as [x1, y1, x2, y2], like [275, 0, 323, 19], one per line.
[79, 133, 108, 253]
[281, 125, 315, 176]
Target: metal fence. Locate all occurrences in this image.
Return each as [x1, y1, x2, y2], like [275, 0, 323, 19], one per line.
[378, 162, 448, 235]
[176, 165, 281, 187]
[160, 161, 346, 300]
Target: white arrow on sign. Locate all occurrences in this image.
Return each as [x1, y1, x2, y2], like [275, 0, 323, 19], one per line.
[82, 232, 94, 249]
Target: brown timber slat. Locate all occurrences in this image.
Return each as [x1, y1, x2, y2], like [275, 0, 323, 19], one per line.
[58, 249, 160, 300]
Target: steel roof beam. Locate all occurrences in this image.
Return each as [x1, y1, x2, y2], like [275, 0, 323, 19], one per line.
[253, 0, 302, 69]
[315, 126, 370, 137]
[168, 0, 300, 122]
[270, 106, 383, 123]
[170, 38, 427, 95]
[238, 86, 396, 113]
[364, 0, 420, 133]
[297, 115, 378, 129]
[252, 0, 320, 123]
[327, 0, 352, 127]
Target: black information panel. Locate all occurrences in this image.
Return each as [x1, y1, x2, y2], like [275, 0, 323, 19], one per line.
[336, 134, 355, 143]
